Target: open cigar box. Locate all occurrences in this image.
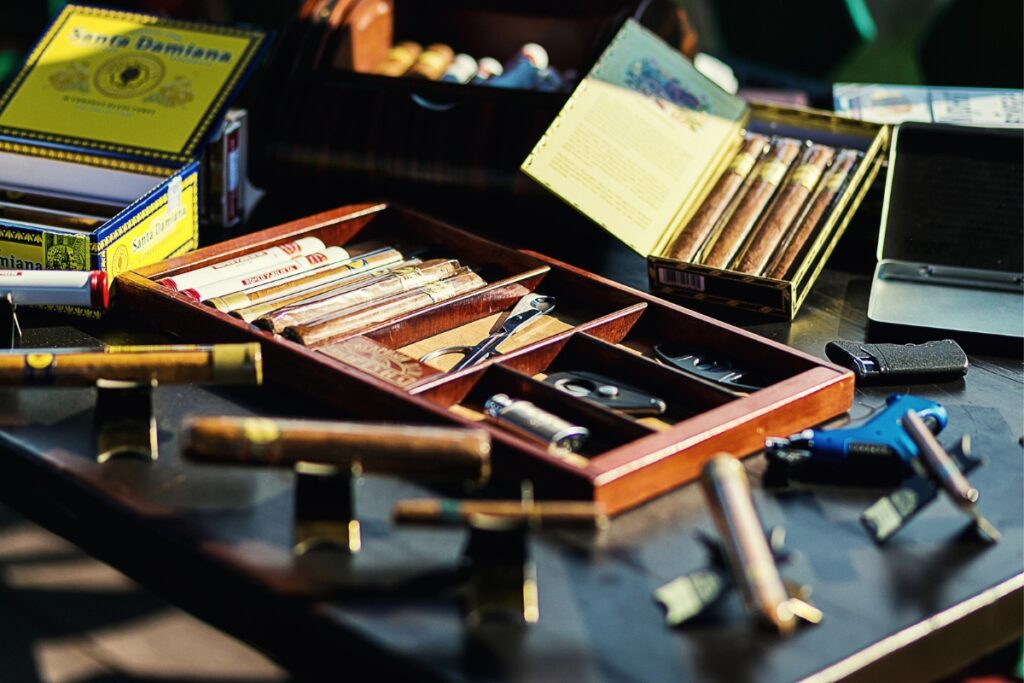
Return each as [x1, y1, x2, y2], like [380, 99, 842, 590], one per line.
[116, 202, 854, 514]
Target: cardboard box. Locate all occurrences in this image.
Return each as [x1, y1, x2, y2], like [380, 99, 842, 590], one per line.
[523, 19, 888, 318]
[0, 4, 265, 314]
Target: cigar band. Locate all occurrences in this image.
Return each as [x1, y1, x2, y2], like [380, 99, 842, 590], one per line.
[727, 152, 757, 177]
[788, 164, 825, 191]
[756, 160, 789, 186]
[422, 280, 458, 302]
[438, 499, 462, 524]
[825, 169, 852, 191]
[24, 352, 55, 382]
[241, 418, 282, 463]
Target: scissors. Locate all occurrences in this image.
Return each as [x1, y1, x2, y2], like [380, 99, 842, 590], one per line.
[419, 294, 555, 372]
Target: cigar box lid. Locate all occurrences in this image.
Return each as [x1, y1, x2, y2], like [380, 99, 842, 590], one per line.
[521, 18, 749, 257]
[0, 4, 266, 171]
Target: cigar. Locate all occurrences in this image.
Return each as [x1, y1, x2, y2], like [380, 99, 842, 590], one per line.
[902, 411, 1001, 542]
[702, 455, 810, 634]
[733, 144, 836, 275]
[180, 247, 350, 303]
[667, 134, 769, 262]
[392, 499, 608, 529]
[259, 258, 460, 334]
[182, 416, 491, 486]
[763, 150, 861, 280]
[0, 270, 108, 308]
[0, 343, 262, 386]
[160, 237, 325, 292]
[373, 41, 422, 77]
[287, 269, 486, 347]
[701, 138, 802, 269]
[0, 202, 107, 232]
[208, 247, 404, 314]
[404, 43, 454, 80]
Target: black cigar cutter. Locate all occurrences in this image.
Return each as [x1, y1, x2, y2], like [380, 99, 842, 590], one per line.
[545, 371, 667, 416]
[825, 339, 968, 384]
[653, 344, 767, 395]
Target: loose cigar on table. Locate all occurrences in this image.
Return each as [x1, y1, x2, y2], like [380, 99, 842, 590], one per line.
[182, 416, 491, 486]
[287, 269, 487, 348]
[404, 43, 454, 80]
[733, 144, 836, 275]
[180, 247, 350, 303]
[159, 237, 325, 292]
[700, 138, 802, 269]
[259, 258, 461, 334]
[0, 343, 262, 386]
[763, 150, 861, 280]
[666, 134, 769, 262]
[373, 41, 422, 77]
[211, 247, 405, 316]
[392, 499, 609, 528]
[702, 455, 809, 634]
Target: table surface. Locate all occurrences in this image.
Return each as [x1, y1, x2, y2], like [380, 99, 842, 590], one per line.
[0, 195, 1021, 682]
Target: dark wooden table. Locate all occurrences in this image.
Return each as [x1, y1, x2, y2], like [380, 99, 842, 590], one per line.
[0, 193, 1021, 682]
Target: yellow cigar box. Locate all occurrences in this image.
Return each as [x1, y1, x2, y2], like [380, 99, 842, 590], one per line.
[522, 19, 888, 319]
[0, 4, 265, 315]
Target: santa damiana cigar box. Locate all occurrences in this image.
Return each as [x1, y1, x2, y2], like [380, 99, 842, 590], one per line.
[522, 20, 889, 319]
[117, 202, 855, 514]
[0, 4, 265, 315]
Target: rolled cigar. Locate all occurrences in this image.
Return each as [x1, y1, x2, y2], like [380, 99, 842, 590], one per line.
[373, 41, 422, 77]
[0, 343, 262, 386]
[763, 150, 861, 280]
[733, 144, 836, 275]
[405, 43, 454, 80]
[182, 416, 491, 486]
[288, 269, 486, 347]
[0, 202, 106, 232]
[208, 247, 403, 314]
[701, 138, 802, 269]
[160, 237, 325, 292]
[666, 134, 769, 262]
[702, 455, 806, 634]
[0, 270, 108, 308]
[180, 247, 350, 303]
[232, 259, 414, 324]
[392, 499, 608, 529]
[260, 258, 460, 334]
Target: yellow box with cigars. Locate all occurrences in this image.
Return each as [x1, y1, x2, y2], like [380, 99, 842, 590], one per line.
[0, 4, 265, 315]
[523, 19, 888, 318]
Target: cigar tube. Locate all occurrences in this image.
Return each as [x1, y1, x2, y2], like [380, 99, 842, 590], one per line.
[289, 269, 486, 347]
[701, 455, 795, 634]
[701, 139, 802, 269]
[469, 56, 503, 84]
[666, 134, 769, 262]
[232, 258, 414, 323]
[0, 343, 262, 386]
[902, 411, 1001, 542]
[405, 43, 454, 80]
[372, 41, 422, 76]
[261, 258, 460, 334]
[160, 237, 325, 292]
[181, 247, 350, 303]
[207, 248, 404, 313]
[440, 53, 477, 84]
[183, 416, 491, 486]
[763, 150, 860, 280]
[486, 43, 549, 90]
[0, 270, 108, 308]
[392, 499, 608, 528]
[733, 144, 836, 275]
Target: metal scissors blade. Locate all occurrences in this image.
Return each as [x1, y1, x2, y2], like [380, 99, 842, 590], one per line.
[418, 294, 556, 372]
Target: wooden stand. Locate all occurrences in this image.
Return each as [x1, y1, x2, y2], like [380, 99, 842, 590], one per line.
[293, 461, 362, 555]
[94, 379, 158, 463]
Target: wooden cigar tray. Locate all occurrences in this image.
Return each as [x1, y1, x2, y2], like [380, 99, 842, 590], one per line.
[116, 202, 853, 514]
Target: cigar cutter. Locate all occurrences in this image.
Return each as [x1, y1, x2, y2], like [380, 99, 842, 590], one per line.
[544, 371, 667, 416]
